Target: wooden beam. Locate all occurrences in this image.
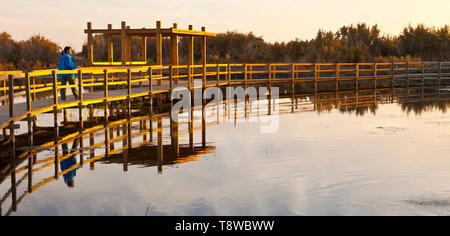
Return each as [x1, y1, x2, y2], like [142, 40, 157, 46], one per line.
[201, 27, 207, 87]
[188, 25, 194, 65]
[126, 26, 132, 62]
[141, 36, 147, 62]
[107, 24, 114, 63]
[156, 21, 162, 86]
[84, 28, 216, 37]
[87, 22, 94, 65]
[121, 21, 127, 66]
[171, 23, 179, 83]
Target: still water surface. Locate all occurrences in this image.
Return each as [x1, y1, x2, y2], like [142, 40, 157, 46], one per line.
[2, 89, 450, 216]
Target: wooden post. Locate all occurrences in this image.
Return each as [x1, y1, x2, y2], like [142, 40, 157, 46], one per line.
[171, 23, 179, 84]
[87, 22, 93, 65]
[391, 62, 395, 88]
[89, 129, 95, 170]
[438, 62, 442, 100]
[52, 70, 59, 132]
[217, 64, 221, 87]
[292, 64, 295, 93]
[8, 74, 17, 211]
[122, 123, 128, 172]
[374, 63, 377, 89]
[406, 62, 410, 98]
[244, 64, 248, 88]
[188, 65, 192, 89]
[127, 118, 132, 160]
[422, 62, 425, 101]
[268, 64, 272, 86]
[156, 21, 163, 85]
[78, 70, 84, 130]
[188, 25, 194, 66]
[51, 70, 60, 180]
[24, 73, 31, 113]
[157, 118, 163, 173]
[1, 79, 5, 106]
[314, 64, 318, 93]
[8, 75, 14, 117]
[171, 111, 179, 157]
[189, 95, 194, 152]
[32, 76, 36, 101]
[148, 67, 153, 115]
[121, 21, 127, 66]
[25, 72, 34, 193]
[104, 70, 109, 123]
[105, 124, 110, 158]
[227, 64, 231, 86]
[107, 24, 114, 63]
[336, 63, 340, 91]
[142, 36, 147, 63]
[202, 97, 206, 149]
[126, 26, 132, 63]
[79, 133, 84, 167]
[9, 124, 17, 212]
[201, 27, 207, 88]
[127, 69, 132, 117]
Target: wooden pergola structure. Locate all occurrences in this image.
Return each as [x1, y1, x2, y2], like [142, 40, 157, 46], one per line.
[84, 21, 216, 67]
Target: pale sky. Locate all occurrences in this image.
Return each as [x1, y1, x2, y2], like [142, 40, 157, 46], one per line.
[1, 0, 449, 51]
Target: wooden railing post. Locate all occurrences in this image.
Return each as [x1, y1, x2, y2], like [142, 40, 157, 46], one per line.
[268, 64, 272, 85]
[32, 76, 36, 101]
[437, 62, 442, 100]
[8, 75, 14, 117]
[188, 65, 192, 89]
[374, 63, 378, 89]
[314, 63, 318, 93]
[336, 63, 340, 91]
[157, 118, 163, 173]
[148, 67, 153, 114]
[25, 73, 32, 109]
[391, 62, 395, 88]
[422, 62, 425, 100]
[52, 71, 58, 105]
[78, 70, 84, 130]
[8, 77, 17, 210]
[244, 64, 248, 87]
[24, 72, 34, 193]
[104, 69, 109, 122]
[227, 64, 231, 86]
[169, 65, 173, 92]
[217, 64, 220, 87]
[127, 69, 132, 117]
[8, 123, 17, 212]
[356, 63, 360, 90]
[291, 64, 295, 95]
[51, 71, 59, 180]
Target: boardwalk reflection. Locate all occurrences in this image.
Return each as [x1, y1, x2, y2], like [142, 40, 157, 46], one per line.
[1, 83, 450, 215]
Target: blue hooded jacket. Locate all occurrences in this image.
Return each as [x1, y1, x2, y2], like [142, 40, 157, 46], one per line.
[58, 53, 78, 78]
[60, 157, 78, 183]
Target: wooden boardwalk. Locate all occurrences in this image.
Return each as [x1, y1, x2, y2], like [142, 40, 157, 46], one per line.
[0, 62, 449, 132]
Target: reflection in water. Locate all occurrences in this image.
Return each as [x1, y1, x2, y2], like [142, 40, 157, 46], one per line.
[60, 139, 80, 188]
[1, 83, 450, 216]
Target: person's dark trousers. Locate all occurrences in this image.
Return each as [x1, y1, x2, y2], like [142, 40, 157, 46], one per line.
[61, 76, 79, 101]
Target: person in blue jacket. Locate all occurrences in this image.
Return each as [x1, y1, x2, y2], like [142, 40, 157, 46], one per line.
[58, 47, 80, 100]
[60, 138, 80, 188]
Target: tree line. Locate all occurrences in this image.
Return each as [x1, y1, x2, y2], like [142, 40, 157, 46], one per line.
[1, 23, 449, 71]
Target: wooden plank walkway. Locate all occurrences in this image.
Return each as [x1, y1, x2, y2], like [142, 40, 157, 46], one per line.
[1, 61, 449, 131]
[0, 82, 190, 130]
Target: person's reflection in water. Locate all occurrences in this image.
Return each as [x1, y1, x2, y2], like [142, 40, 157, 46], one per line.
[60, 138, 80, 188]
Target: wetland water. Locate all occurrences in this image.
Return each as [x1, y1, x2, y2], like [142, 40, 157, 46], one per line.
[1, 86, 450, 216]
